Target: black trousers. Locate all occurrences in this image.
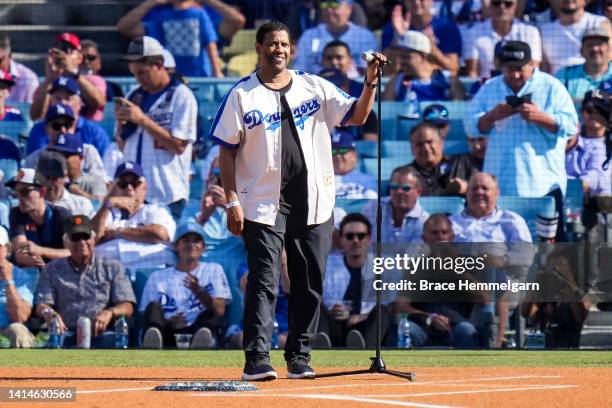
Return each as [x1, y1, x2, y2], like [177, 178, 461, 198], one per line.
[317, 304, 393, 348]
[242, 213, 333, 363]
[143, 301, 222, 347]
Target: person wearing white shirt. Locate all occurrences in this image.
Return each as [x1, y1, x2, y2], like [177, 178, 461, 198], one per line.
[92, 161, 176, 270]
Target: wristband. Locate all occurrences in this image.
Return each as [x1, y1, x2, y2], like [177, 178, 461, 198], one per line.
[226, 200, 241, 209]
[364, 77, 378, 89]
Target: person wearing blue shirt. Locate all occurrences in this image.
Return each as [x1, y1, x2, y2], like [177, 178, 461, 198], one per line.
[26, 77, 109, 156]
[467, 41, 579, 241]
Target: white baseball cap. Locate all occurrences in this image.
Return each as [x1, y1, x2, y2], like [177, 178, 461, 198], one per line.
[162, 49, 176, 69]
[394, 30, 432, 55]
[5, 168, 42, 189]
[121, 36, 165, 62]
[0, 226, 8, 246]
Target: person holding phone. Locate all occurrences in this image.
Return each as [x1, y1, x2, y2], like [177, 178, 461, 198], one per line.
[467, 41, 579, 241]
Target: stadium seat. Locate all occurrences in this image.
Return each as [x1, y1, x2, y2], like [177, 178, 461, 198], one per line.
[381, 140, 412, 160]
[226, 52, 258, 77]
[565, 178, 585, 215]
[355, 140, 377, 158]
[0, 136, 21, 183]
[361, 157, 407, 180]
[420, 196, 466, 215]
[100, 102, 116, 138]
[497, 196, 556, 241]
[180, 198, 201, 225]
[131, 268, 161, 307]
[0, 200, 9, 229]
[221, 29, 257, 60]
[335, 198, 371, 214]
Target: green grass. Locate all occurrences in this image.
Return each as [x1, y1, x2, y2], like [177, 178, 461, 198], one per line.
[1, 350, 611, 368]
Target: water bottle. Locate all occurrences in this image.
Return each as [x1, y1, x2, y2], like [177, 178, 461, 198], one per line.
[114, 315, 129, 349]
[271, 320, 279, 349]
[397, 314, 412, 349]
[48, 313, 62, 349]
[406, 91, 420, 119]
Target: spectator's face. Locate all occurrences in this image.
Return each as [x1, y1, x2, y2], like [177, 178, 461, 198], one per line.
[411, 127, 444, 169]
[0, 82, 10, 104]
[50, 90, 81, 119]
[466, 173, 499, 216]
[582, 102, 608, 134]
[332, 147, 357, 175]
[389, 171, 420, 211]
[467, 137, 488, 160]
[502, 64, 533, 93]
[0, 48, 10, 70]
[340, 221, 371, 257]
[81, 45, 101, 74]
[322, 45, 352, 75]
[491, 0, 516, 22]
[256, 30, 291, 74]
[117, 174, 146, 205]
[45, 116, 75, 140]
[14, 182, 43, 213]
[606, 2, 612, 21]
[581, 38, 610, 66]
[66, 232, 95, 262]
[407, 0, 432, 16]
[41, 175, 66, 202]
[398, 50, 425, 76]
[321, 1, 352, 28]
[552, 0, 584, 14]
[175, 233, 205, 263]
[128, 61, 164, 92]
[422, 218, 454, 244]
[0, 243, 7, 260]
[64, 154, 82, 180]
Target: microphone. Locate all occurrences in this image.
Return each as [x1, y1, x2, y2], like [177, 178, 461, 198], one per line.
[361, 50, 390, 65]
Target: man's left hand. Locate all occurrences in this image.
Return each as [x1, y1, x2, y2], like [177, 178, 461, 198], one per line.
[517, 102, 543, 123]
[93, 309, 113, 336]
[115, 98, 146, 125]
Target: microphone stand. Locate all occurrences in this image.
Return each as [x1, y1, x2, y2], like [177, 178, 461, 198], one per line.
[317, 65, 415, 381]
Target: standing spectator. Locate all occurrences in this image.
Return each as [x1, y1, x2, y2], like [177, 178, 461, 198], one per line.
[331, 129, 377, 199]
[555, 27, 612, 100]
[467, 41, 579, 240]
[116, 0, 223, 77]
[92, 161, 176, 270]
[115, 37, 197, 219]
[30, 33, 106, 122]
[140, 222, 232, 349]
[540, 0, 611, 74]
[0, 226, 36, 348]
[200, 0, 246, 53]
[0, 70, 24, 122]
[80, 40, 124, 101]
[382, 31, 458, 102]
[363, 166, 430, 244]
[5, 169, 71, 269]
[286, 0, 367, 39]
[34, 215, 136, 349]
[382, 0, 462, 74]
[27, 77, 110, 156]
[293, 0, 377, 75]
[0, 35, 39, 104]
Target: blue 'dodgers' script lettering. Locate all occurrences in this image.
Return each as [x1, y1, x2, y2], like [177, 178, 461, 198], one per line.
[243, 98, 321, 132]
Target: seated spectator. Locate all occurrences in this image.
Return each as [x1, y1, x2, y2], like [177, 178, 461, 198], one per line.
[555, 27, 612, 100]
[520, 248, 589, 349]
[317, 213, 395, 348]
[422, 103, 450, 139]
[92, 161, 176, 270]
[286, 0, 367, 39]
[0, 34, 39, 104]
[382, 31, 459, 102]
[140, 222, 231, 349]
[463, 0, 542, 78]
[331, 129, 377, 199]
[116, 0, 223, 77]
[30, 33, 106, 122]
[35, 151, 94, 217]
[540, 0, 611, 74]
[464, 134, 487, 173]
[0, 70, 24, 122]
[0, 226, 36, 348]
[293, 0, 377, 75]
[80, 39, 124, 101]
[34, 215, 136, 348]
[382, 0, 462, 74]
[363, 166, 430, 244]
[404, 123, 472, 196]
[5, 169, 71, 269]
[566, 90, 612, 196]
[27, 77, 109, 156]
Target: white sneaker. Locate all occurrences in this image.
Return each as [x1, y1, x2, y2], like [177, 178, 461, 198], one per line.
[142, 327, 163, 350]
[191, 327, 215, 349]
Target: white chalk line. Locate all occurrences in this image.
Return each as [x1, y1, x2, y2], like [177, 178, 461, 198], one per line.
[347, 384, 578, 397]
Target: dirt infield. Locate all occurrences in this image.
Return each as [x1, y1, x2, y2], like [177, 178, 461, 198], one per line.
[0, 366, 610, 407]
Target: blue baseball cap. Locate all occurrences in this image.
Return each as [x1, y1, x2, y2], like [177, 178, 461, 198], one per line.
[48, 133, 83, 155]
[174, 222, 206, 244]
[45, 103, 75, 122]
[318, 68, 348, 88]
[114, 161, 144, 180]
[422, 104, 450, 126]
[49, 76, 81, 96]
[331, 128, 355, 149]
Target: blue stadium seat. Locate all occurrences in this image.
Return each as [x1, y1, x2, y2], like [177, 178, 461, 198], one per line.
[335, 198, 371, 214]
[100, 102, 116, 138]
[565, 178, 584, 215]
[0, 200, 9, 229]
[382, 140, 412, 159]
[130, 268, 162, 308]
[354, 140, 377, 158]
[361, 157, 408, 180]
[179, 198, 201, 225]
[419, 196, 466, 215]
[497, 196, 556, 241]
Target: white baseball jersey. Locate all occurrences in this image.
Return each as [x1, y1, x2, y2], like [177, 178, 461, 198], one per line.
[139, 262, 232, 326]
[210, 70, 357, 226]
[50, 188, 95, 217]
[119, 81, 197, 204]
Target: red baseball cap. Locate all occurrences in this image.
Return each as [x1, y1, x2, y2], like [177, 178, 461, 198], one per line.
[54, 32, 81, 50]
[0, 69, 15, 86]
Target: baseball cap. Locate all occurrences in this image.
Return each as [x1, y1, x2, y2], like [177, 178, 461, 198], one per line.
[0, 226, 8, 246]
[0, 69, 15, 87]
[318, 68, 348, 88]
[162, 49, 176, 69]
[49, 76, 81, 96]
[422, 104, 450, 126]
[63, 215, 93, 237]
[45, 103, 75, 122]
[5, 168, 43, 189]
[582, 26, 610, 42]
[331, 128, 355, 149]
[321, 0, 353, 6]
[36, 150, 68, 180]
[54, 32, 81, 50]
[498, 41, 531, 68]
[48, 133, 84, 155]
[174, 222, 206, 244]
[394, 30, 431, 55]
[121, 36, 165, 62]
[114, 161, 144, 180]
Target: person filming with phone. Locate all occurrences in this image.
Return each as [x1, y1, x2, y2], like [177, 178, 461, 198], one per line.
[466, 41, 579, 241]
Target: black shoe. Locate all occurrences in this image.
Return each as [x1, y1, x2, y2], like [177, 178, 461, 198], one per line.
[242, 356, 278, 381]
[287, 358, 316, 379]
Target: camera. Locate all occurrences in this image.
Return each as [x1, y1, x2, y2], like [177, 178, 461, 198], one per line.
[506, 93, 532, 108]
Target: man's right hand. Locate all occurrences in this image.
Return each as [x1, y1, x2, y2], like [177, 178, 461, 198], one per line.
[44, 53, 62, 81]
[106, 196, 138, 214]
[44, 311, 68, 334]
[0, 259, 13, 281]
[491, 103, 517, 122]
[226, 205, 244, 236]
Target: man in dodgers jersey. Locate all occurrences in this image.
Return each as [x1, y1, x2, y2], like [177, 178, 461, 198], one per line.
[210, 21, 386, 381]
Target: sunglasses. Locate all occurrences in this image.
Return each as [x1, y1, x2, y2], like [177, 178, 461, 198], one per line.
[332, 147, 352, 155]
[320, 2, 342, 9]
[389, 183, 413, 192]
[50, 120, 74, 131]
[116, 178, 142, 189]
[84, 54, 99, 62]
[492, 1, 514, 7]
[344, 232, 368, 241]
[69, 233, 91, 242]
